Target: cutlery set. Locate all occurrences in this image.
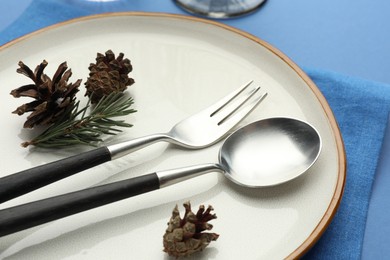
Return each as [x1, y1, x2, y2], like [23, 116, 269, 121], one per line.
[0, 81, 321, 237]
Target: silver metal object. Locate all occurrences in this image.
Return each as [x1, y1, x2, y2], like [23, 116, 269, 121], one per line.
[173, 0, 267, 19]
[0, 118, 321, 236]
[108, 80, 267, 159]
[157, 117, 322, 187]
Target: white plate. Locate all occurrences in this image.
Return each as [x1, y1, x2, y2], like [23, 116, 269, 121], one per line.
[0, 13, 345, 259]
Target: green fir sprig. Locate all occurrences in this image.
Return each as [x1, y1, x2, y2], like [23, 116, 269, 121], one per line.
[22, 92, 136, 148]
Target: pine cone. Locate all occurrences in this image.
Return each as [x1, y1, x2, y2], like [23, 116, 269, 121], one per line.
[85, 50, 134, 103]
[163, 202, 219, 258]
[11, 60, 81, 128]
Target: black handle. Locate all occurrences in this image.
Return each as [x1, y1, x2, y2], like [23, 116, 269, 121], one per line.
[0, 147, 112, 203]
[0, 173, 160, 237]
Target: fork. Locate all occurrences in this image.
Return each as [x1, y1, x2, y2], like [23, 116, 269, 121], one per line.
[0, 81, 267, 203]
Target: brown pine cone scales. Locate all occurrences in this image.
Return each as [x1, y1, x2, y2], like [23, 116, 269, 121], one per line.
[163, 202, 219, 258]
[85, 50, 135, 103]
[10, 60, 81, 128]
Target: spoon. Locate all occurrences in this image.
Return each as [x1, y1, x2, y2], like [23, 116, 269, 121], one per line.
[0, 117, 321, 237]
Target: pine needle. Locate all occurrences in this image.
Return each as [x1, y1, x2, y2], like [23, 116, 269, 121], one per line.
[22, 92, 136, 148]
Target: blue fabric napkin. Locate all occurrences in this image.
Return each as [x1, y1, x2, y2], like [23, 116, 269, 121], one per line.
[303, 69, 390, 259]
[2, 1, 390, 258]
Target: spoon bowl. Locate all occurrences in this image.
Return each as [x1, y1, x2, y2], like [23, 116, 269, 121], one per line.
[221, 117, 322, 187]
[0, 117, 322, 237]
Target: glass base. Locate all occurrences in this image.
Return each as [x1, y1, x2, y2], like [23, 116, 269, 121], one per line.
[173, 0, 267, 19]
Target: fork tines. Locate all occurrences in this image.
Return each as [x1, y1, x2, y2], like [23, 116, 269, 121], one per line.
[210, 80, 267, 126]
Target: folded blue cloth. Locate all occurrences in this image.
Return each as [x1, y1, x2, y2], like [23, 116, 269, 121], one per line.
[2, 1, 390, 258]
[303, 69, 390, 259]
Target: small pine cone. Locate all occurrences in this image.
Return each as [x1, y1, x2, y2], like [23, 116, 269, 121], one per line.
[10, 60, 81, 128]
[85, 50, 134, 103]
[163, 201, 219, 258]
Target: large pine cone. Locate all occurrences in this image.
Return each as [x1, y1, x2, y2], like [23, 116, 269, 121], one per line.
[163, 202, 219, 258]
[85, 50, 134, 103]
[11, 61, 81, 128]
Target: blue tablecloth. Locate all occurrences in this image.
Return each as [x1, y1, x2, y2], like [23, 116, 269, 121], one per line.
[1, 1, 390, 258]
